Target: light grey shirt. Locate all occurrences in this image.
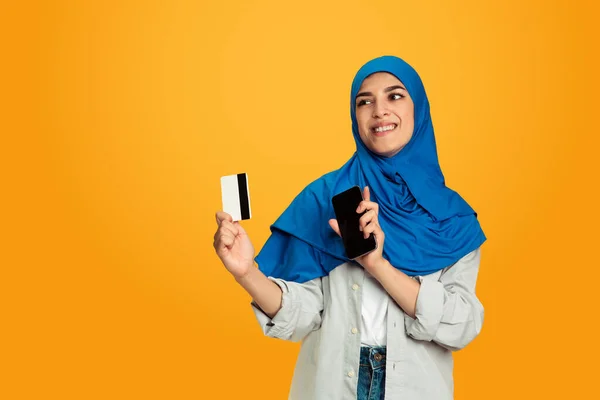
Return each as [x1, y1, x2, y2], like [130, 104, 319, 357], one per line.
[251, 247, 483, 400]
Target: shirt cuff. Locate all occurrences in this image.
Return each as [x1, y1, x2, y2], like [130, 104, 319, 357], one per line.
[404, 276, 445, 341]
[250, 278, 299, 340]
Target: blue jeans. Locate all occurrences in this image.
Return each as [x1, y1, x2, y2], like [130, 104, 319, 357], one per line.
[357, 346, 386, 400]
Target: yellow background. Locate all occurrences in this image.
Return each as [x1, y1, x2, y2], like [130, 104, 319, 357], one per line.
[2, 0, 599, 398]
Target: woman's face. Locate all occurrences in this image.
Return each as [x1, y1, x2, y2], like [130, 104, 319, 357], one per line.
[355, 72, 415, 158]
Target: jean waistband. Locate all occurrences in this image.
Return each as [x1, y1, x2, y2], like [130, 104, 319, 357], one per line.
[360, 345, 386, 370]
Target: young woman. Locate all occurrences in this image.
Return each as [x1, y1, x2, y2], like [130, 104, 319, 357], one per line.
[214, 55, 486, 400]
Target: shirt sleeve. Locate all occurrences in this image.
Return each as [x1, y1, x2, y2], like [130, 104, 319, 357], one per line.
[251, 276, 324, 343]
[404, 247, 484, 351]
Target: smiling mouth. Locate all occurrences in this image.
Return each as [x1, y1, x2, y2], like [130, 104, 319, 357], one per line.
[371, 124, 397, 136]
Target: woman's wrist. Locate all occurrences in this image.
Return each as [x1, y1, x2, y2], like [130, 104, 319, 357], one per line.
[365, 257, 392, 278]
[234, 261, 257, 284]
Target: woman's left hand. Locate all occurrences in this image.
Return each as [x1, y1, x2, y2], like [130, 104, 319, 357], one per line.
[329, 186, 386, 273]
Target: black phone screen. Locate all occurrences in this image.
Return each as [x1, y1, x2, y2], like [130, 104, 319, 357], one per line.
[331, 186, 377, 259]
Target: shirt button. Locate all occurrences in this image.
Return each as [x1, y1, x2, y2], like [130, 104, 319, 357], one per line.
[352, 284, 359, 291]
[347, 370, 355, 377]
[351, 327, 358, 334]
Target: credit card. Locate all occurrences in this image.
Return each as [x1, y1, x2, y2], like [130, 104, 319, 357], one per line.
[220, 173, 252, 221]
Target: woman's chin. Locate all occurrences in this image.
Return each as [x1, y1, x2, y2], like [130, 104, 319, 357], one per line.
[371, 147, 394, 158]
[370, 143, 406, 158]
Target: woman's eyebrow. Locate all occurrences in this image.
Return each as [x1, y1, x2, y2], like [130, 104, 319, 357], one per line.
[384, 85, 406, 92]
[355, 85, 407, 99]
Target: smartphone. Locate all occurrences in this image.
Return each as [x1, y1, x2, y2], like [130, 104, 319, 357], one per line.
[331, 185, 377, 259]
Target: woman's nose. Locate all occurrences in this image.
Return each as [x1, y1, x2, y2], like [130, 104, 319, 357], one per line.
[372, 102, 390, 118]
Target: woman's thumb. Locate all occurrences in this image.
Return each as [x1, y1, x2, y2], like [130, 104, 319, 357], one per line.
[234, 221, 248, 236]
[329, 219, 341, 237]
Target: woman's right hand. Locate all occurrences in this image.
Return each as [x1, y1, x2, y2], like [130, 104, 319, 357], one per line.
[213, 211, 255, 279]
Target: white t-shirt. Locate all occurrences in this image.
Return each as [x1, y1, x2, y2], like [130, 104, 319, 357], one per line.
[360, 269, 389, 346]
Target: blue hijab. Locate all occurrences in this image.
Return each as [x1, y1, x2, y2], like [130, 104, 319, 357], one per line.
[255, 56, 486, 283]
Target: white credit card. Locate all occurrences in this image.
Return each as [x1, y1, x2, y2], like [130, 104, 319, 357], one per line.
[220, 173, 252, 221]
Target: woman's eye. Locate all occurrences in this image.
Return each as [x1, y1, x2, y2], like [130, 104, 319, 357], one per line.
[390, 93, 404, 100]
[357, 99, 372, 106]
